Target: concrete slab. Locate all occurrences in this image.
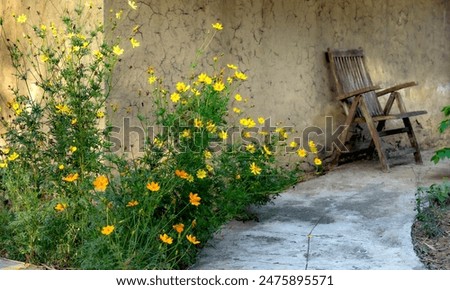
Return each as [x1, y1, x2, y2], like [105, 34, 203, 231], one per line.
[0, 258, 38, 270]
[192, 150, 449, 270]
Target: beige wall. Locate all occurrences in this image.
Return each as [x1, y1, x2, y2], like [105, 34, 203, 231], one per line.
[1, 0, 448, 155]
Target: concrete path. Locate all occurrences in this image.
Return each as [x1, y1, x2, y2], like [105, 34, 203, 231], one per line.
[192, 150, 449, 270]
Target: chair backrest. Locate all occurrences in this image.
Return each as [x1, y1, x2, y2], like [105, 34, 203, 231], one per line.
[326, 48, 383, 117]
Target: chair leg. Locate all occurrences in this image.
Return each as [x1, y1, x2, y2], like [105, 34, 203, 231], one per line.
[402, 117, 423, 164]
[360, 99, 390, 172]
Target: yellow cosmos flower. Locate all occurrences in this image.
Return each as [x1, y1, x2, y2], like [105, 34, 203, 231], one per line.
[112, 45, 124, 56]
[159, 233, 173, 244]
[93, 175, 109, 192]
[115, 10, 123, 19]
[235, 71, 247, 80]
[17, 14, 27, 23]
[189, 192, 201, 206]
[194, 118, 203, 128]
[297, 148, 307, 158]
[93, 50, 103, 59]
[148, 76, 157, 84]
[204, 150, 212, 159]
[40, 54, 49, 62]
[69, 146, 77, 153]
[58, 164, 65, 170]
[62, 173, 79, 182]
[196, 169, 207, 179]
[126, 200, 139, 207]
[198, 73, 212, 84]
[176, 82, 189, 92]
[246, 144, 256, 153]
[234, 94, 243, 101]
[7, 152, 19, 161]
[233, 107, 241, 114]
[71, 118, 77, 125]
[186, 234, 201, 245]
[170, 92, 180, 103]
[262, 145, 272, 156]
[206, 121, 217, 133]
[175, 169, 189, 179]
[173, 223, 184, 234]
[213, 81, 225, 92]
[212, 22, 223, 31]
[54, 203, 67, 212]
[130, 37, 140, 48]
[181, 129, 191, 138]
[289, 141, 298, 148]
[218, 130, 228, 140]
[205, 164, 214, 172]
[258, 117, 265, 125]
[55, 104, 72, 115]
[101, 225, 115, 236]
[0, 161, 8, 168]
[227, 64, 238, 70]
[1, 148, 10, 155]
[146, 181, 160, 192]
[246, 118, 256, 128]
[314, 157, 322, 166]
[250, 162, 262, 175]
[128, 0, 138, 10]
[96, 111, 105, 118]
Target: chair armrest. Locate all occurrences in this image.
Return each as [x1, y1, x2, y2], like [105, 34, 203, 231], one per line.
[337, 85, 380, 101]
[376, 81, 418, 97]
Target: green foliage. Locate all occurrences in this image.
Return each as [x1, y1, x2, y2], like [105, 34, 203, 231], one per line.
[0, 4, 316, 269]
[431, 105, 450, 164]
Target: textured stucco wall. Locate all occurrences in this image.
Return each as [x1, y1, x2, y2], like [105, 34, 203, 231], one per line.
[106, 0, 449, 156]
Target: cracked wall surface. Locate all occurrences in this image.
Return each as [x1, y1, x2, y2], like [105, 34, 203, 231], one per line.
[106, 0, 449, 155]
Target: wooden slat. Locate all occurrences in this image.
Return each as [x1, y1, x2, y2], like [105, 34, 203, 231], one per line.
[376, 82, 418, 97]
[378, 127, 409, 137]
[372, 110, 427, 121]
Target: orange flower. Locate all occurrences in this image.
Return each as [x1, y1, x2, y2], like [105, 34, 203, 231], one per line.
[126, 200, 139, 207]
[101, 225, 115, 236]
[189, 192, 201, 206]
[54, 203, 67, 212]
[146, 181, 160, 192]
[62, 173, 79, 182]
[186, 234, 200, 245]
[172, 223, 185, 234]
[93, 175, 109, 192]
[175, 169, 189, 179]
[159, 233, 173, 244]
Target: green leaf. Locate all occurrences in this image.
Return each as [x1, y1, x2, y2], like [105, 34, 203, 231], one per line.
[438, 119, 450, 133]
[441, 105, 450, 117]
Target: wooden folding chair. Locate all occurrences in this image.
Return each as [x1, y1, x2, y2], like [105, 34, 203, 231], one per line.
[326, 48, 427, 172]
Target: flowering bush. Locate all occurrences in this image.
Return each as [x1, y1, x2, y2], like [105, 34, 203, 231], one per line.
[0, 3, 323, 269]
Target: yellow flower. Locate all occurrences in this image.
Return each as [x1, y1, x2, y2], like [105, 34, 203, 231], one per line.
[62, 173, 79, 182]
[128, 0, 138, 10]
[130, 37, 140, 48]
[96, 111, 105, 118]
[146, 181, 160, 192]
[69, 146, 77, 153]
[101, 225, 115, 236]
[233, 107, 241, 114]
[189, 192, 201, 206]
[205, 164, 214, 172]
[198, 73, 212, 84]
[71, 118, 77, 125]
[246, 118, 256, 128]
[93, 50, 103, 59]
[187, 175, 194, 183]
[212, 22, 223, 31]
[235, 71, 248, 80]
[309, 140, 316, 149]
[218, 130, 228, 140]
[196, 169, 207, 179]
[227, 64, 238, 70]
[55, 104, 72, 115]
[7, 152, 19, 161]
[234, 94, 243, 101]
[54, 203, 67, 212]
[115, 10, 123, 19]
[258, 117, 265, 125]
[289, 141, 298, 148]
[112, 45, 124, 56]
[159, 233, 173, 244]
[173, 223, 184, 234]
[204, 150, 212, 159]
[170, 92, 180, 103]
[126, 200, 139, 207]
[93, 175, 109, 192]
[263, 145, 272, 156]
[246, 144, 256, 153]
[206, 121, 217, 133]
[314, 157, 322, 166]
[297, 148, 307, 158]
[148, 76, 157, 84]
[194, 118, 203, 128]
[250, 162, 262, 175]
[0, 161, 7, 168]
[213, 81, 225, 92]
[16, 14, 27, 24]
[242, 131, 251, 138]
[1, 148, 10, 155]
[186, 234, 201, 245]
[175, 169, 189, 179]
[58, 164, 65, 170]
[176, 82, 189, 92]
[181, 129, 191, 138]
[40, 54, 49, 62]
